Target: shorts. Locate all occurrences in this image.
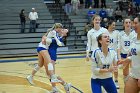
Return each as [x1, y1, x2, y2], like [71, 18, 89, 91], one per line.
[48, 49, 57, 61]
[91, 78, 117, 93]
[120, 53, 127, 58]
[37, 47, 47, 53]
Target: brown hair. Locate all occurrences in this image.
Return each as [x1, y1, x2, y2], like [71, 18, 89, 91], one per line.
[97, 33, 103, 48]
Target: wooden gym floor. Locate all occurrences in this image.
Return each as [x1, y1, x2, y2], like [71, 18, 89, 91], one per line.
[0, 54, 124, 93]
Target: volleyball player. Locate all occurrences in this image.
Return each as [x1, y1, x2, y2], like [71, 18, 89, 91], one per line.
[26, 23, 71, 93]
[118, 16, 140, 93]
[91, 33, 118, 93]
[118, 18, 137, 82]
[86, 15, 108, 61]
[107, 20, 120, 89]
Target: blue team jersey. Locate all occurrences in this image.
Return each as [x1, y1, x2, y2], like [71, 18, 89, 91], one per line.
[48, 37, 63, 61]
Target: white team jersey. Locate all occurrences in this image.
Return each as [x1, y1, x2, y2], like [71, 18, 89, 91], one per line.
[108, 30, 120, 51]
[119, 30, 137, 54]
[91, 48, 118, 79]
[129, 39, 140, 79]
[38, 30, 59, 49]
[38, 42, 48, 49]
[87, 27, 109, 52]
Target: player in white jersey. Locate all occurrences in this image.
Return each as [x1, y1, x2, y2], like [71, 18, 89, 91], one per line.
[118, 18, 137, 82]
[107, 20, 120, 89]
[118, 16, 140, 93]
[91, 33, 118, 93]
[27, 23, 72, 93]
[86, 15, 108, 61]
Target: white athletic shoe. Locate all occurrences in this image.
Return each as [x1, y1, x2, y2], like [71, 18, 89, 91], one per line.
[64, 83, 72, 93]
[26, 75, 34, 85]
[51, 75, 62, 83]
[115, 81, 120, 89]
[50, 87, 59, 93]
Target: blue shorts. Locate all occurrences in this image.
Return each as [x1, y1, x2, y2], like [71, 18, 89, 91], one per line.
[37, 47, 47, 53]
[91, 78, 117, 93]
[48, 49, 57, 61]
[121, 53, 127, 58]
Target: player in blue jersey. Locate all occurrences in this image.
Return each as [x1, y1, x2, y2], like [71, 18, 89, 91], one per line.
[91, 33, 118, 93]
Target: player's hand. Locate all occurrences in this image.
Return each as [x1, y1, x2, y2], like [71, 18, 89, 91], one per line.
[117, 59, 123, 65]
[57, 41, 63, 46]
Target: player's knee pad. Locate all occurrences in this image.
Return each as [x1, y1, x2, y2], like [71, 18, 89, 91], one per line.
[48, 63, 54, 70]
[34, 64, 40, 71]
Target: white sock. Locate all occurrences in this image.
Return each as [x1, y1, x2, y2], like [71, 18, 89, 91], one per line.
[34, 64, 40, 71]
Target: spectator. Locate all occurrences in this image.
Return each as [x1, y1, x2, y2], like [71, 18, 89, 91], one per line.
[106, 6, 114, 20]
[79, 0, 84, 9]
[99, 8, 107, 19]
[85, 0, 92, 8]
[114, 7, 123, 22]
[100, 18, 108, 28]
[19, 9, 26, 33]
[28, 8, 38, 33]
[134, 0, 140, 12]
[64, 0, 72, 15]
[101, 0, 106, 8]
[71, 0, 80, 15]
[87, 6, 96, 22]
[94, 0, 99, 8]
[127, 3, 134, 17]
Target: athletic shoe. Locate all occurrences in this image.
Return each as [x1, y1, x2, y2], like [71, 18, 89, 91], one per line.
[51, 75, 62, 83]
[115, 81, 120, 89]
[26, 75, 34, 85]
[64, 83, 72, 93]
[50, 87, 59, 93]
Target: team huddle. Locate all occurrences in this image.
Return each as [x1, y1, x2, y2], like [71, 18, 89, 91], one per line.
[26, 14, 140, 93]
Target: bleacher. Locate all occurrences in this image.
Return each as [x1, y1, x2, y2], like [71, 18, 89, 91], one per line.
[0, 0, 55, 58]
[0, 0, 124, 58]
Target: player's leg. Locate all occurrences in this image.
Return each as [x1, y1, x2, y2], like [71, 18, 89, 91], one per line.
[27, 52, 44, 85]
[40, 50, 61, 83]
[114, 68, 119, 89]
[124, 76, 140, 93]
[122, 59, 130, 83]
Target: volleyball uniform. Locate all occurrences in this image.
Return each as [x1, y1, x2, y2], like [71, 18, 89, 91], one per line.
[129, 40, 140, 79]
[86, 27, 108, 55]
[37, 30, 61, 53]
[91, 48, 118, 93]
[48, 36, 63, 61]
[108, 30, 120, 51]
[119, 30, 137, 58]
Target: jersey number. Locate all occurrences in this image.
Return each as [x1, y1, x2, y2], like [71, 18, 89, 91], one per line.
[131, 48, 137, 55]
[110, 39, 113, 43]
[102, 64, 110, 69]
[124, 41, 130, 46]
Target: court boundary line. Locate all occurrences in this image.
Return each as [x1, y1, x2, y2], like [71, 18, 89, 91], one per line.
[0, 55, 85, 63]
